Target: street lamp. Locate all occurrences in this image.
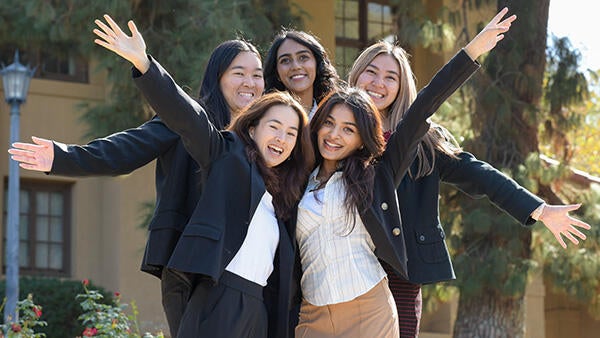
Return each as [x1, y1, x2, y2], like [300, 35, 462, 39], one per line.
[1, 50, 35, 324]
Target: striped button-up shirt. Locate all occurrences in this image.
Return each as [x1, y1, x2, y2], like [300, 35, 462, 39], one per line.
[296, 168, 386, 306]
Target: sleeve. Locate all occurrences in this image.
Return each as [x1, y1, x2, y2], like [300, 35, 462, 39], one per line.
[50, 116, 178, 176]
[437, 151, 544, 226]
[383, 49, 481, 186]
[132, 55, 223, 168]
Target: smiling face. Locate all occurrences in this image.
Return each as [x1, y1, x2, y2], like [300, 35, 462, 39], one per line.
[249, 105, 300, 167]
[276, 39, 317, 99]
[220, 51, 265, 114]
[317, 103, 363, 169]
[355, 53, 400, 114]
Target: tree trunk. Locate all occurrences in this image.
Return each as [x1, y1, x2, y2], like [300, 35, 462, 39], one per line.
[454, 290, 526, 338]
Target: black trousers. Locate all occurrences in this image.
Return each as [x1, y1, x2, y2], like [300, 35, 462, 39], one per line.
[176, 271, 268, 338]
[161, 268, 195, 337]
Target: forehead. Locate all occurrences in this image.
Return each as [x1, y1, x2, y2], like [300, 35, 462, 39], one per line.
[327, 103, 356, 123]
[260, 104, 300, 127]
[368, 53, 400, 73]
[228, 51, 262, 69]
[278, 39, 312, 56]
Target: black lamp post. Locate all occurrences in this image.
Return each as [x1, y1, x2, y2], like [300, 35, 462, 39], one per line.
[1, 50, 35, 323]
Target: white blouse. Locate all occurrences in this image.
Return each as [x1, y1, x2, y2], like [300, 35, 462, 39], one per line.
[225, 191, 279, 286]
[296, 168, 386, 306]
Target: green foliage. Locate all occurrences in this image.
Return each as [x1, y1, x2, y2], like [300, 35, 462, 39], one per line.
[0, 277, 113, 338]
[0, 294, 47, 338]
[0, 0, 304, 138]
[77, 280, 163, 337]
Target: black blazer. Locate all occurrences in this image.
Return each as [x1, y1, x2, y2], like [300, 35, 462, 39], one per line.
[357, 50, 481, 280]
[50, 117, 202, 278]
[133, 57, 297, 338]
[398, 149, 543, 284]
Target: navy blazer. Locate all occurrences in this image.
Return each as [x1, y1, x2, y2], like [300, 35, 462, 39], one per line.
[399, 149, 543, 284]
[357, 50, 481, 280]
[50, 117, 202, 278]
[133, 57, 297, 338]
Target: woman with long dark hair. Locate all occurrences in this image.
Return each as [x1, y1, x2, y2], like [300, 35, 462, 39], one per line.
[90, 14, 315, 338]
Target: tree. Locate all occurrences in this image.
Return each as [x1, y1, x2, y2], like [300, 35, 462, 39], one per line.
[0, 0, 303, 138]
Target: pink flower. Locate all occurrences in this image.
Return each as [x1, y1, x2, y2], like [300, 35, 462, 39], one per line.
[82, 327, 98, 337]
[82, 279, 90, 286]
[114, 292, 121, 298]
[11, 324, 21, 332]
[33, 305, 42, 318]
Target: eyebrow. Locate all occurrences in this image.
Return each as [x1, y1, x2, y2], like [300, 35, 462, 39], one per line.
[267, 118, 299, 131]
[367, 63, 400, 77]
[229, 65, 263, 72]
[277, 49, 311, 61]
[327, 114, 357, 127]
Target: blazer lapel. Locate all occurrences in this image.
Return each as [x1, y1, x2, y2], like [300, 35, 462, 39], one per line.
[248, 161, 266, 221]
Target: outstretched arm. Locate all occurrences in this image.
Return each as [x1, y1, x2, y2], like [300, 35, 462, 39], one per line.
[9, 136, 54, 172]
[535, 204, 591, 249]
[463, 7, 517, 60]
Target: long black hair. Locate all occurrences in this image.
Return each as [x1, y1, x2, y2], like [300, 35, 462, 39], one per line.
[264, 30, 340, 104]
[198, 39, 261, 129]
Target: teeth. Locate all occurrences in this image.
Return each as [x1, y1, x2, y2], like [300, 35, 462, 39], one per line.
[291, 74, 305, 79]
[367, 90, 383, 98]
[269, 145, 283, 154]
[239, 92, 254, 97]
[324, 140, 341, 148]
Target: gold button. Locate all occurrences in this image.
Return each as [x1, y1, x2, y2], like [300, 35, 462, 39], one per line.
[381, 202, 388, 210]
[392, 227, 401, 236]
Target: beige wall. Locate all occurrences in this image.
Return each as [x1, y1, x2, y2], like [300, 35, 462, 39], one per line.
[0, 60, 167, 333]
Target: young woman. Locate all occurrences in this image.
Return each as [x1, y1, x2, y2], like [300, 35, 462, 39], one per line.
[347, 8, 591, 337]
[292, 8, 543, 338]
[263, 29, 340, 118]
[91, 15, 315, 338]
[8, 38, 264, 337]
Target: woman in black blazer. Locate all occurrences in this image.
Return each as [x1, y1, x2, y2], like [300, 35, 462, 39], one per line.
[92, 15, 315, 338]
[8, 39, 264, 337]
[347, 9, 591, 337]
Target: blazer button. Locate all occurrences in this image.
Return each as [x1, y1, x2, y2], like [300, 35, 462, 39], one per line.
[419, 235, 426, 242]
[381, 202, 388, 210]
[392, 227, 401, 236]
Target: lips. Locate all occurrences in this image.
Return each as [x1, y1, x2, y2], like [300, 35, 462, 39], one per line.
[268, 144, 284, 155]
[366, 90, 384, 99]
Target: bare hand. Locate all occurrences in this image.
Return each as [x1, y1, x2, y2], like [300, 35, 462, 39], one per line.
[539, 204, 591, 249]
[463, 7, 517, 60]
[8, 136, 55, 172]
[93, 14, 150, 73]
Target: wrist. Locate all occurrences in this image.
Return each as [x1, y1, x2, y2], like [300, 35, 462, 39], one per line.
[531, 202, 546, 221]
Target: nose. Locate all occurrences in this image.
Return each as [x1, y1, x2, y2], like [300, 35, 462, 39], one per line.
[373, 75, 384, 87]
[242, 75, 254, 88]
[291, 59, 301, 70]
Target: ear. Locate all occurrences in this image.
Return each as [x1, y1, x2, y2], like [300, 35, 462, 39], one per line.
[249, 127, 255, 140]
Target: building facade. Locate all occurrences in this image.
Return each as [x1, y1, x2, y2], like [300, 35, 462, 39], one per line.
[1, 0, 598, 336]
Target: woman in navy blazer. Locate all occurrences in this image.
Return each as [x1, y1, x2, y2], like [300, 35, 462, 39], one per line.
[348, 9, 591, 337]
[8, 39, 264, 337]
[92, 15, 315, 338]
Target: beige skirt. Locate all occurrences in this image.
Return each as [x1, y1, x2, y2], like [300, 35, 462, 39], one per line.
[295, 278, 399, 338]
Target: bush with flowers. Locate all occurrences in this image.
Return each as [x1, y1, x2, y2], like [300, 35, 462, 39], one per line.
[0, 279, 162, 338]
[76, 279, 163, 338]
[0, 293, 47, 338]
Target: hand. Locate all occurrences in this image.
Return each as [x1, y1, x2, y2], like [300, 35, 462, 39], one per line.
[8, 136, 55, 172]
[93, 14, 151, 73]
[463, 7, 517, 60]
[539, 204, 591, 249]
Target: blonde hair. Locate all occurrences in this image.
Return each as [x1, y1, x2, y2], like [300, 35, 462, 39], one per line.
[348, 40, 461, 178]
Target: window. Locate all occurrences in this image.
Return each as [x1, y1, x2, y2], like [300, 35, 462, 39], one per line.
[3, 180, 72, 276]
[0, 46, 88, 83]
[335, 0, 395, 76]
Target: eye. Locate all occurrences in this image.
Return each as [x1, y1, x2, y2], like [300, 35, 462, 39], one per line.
[279, 57, 290, 65]
[253, 73, 264, 79]
[385, 75, 398, 82]
[299, 54, 309, 61]
[323, 120, 334, 126]
[365, 69, 376, 75]
[343, 127, 355, 134]
[287, 131, 298, 137]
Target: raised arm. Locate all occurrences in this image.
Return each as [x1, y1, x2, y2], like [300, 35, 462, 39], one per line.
[384, 7, 516, 185]
[93, 15, 222, 168]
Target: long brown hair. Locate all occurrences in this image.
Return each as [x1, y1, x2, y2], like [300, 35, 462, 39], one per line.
[230, 91, 315, 220]
[348, 40, 461, 179]
[310, 88, 385, 218]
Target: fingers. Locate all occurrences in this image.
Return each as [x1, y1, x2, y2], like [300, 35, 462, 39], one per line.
[31, 136, 52, 146]
[9, 142, 44, 152]
[128, 20, 140, 36]
[490, 7, 509, 25]
[554, 233, 567, 249]
[102, 14, 125, 36]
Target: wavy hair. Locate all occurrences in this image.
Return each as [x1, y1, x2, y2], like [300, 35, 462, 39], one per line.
[348, 40, 461, 178]
[264, 29, 340, 104]
[230, 91, 315, 220]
